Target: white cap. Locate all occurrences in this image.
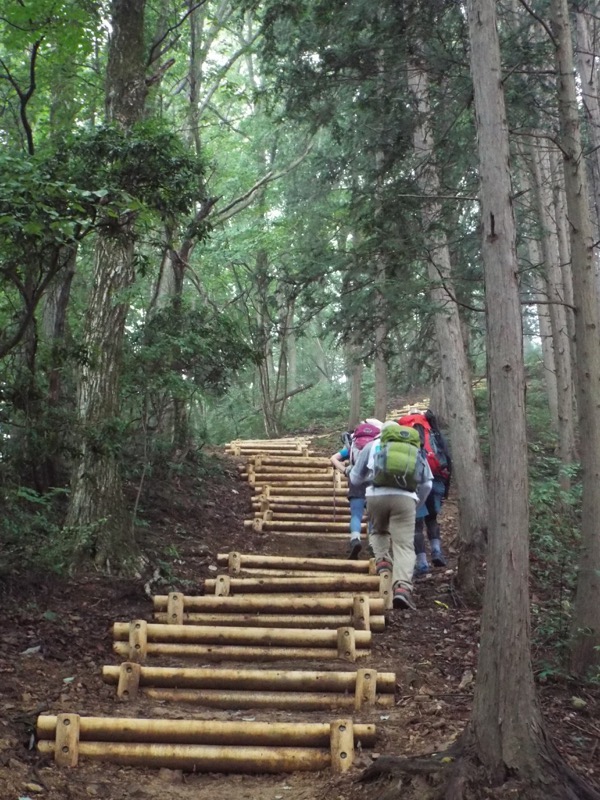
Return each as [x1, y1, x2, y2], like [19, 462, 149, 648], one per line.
[381, 420, 400, 431]
[365, 418, 383, 428]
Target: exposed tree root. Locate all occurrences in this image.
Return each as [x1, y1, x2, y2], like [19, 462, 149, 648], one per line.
[358, 735, 600, 800]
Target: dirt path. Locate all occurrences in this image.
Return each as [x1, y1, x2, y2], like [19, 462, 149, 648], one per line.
[0, 442, 598, 800]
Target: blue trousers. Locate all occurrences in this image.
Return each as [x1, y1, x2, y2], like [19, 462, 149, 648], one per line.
[349, 496, 365, 535]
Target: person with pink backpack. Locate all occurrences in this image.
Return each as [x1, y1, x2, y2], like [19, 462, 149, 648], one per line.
[330, 419, 382, 559]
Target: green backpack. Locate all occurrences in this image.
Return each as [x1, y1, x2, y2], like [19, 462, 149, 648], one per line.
[372, 424, 423, 491]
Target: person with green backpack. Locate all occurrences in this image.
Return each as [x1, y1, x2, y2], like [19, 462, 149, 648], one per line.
[348, 420, 433, 610]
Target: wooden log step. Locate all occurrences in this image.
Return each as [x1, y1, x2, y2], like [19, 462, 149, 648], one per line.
[102, 665, 394, 709]
[152, 594, 385, 613]
[101, 664, 396, 695]
[37, 714, 366, 773]
[208, 575, 393, 610]
[37, 714, 376, 746]
[154, 590, 381, 629]
[113, 622, 371, 647]
[225, 439, 310, 446]
[243, 466, 333, 476]
[244, 519, 355, 532]
[253, 487, 342, 497]
[252, 496, 350, 506]
[217, 552, 374, 574]
[247, 529, 354, 541]
[214, 569, 363, 579]
[113, 642, 370, 662]
[250, 478, 335, 488]
[228, 438, 310, 444]
[134, 688, 394, 710]
[259, 513, 354, 523]
[250, 456, 332, 467]
[228, 446, 311, 455]
[112, 621, 372, 661]
[205, 575, 381, 594]
[38, 739, 331, 772]
[252, 500, 350, 511]
[152, 612, 384, 632]
[254, 506, 352, 517]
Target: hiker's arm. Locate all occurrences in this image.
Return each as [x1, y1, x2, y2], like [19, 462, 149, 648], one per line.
[442, 442, 452, 496]
[416, 460, 433, 512]
[330, 451, 347, 474]
[348, 446, 370, 487]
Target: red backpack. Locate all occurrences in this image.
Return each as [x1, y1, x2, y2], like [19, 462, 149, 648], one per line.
[397, 413, 449, 479]
[349, 422, 380, 464]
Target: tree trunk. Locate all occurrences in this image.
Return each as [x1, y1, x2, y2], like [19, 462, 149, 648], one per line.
[549, 147, 576, 348]
[373, 143, 388, 424]
[408, 58, 488, 601]
[575, 10, 600, 240]
[66, 0, 147, 571]
[347, 343, 363, 429]
[188, 0, 205, 154]
[429, 379, 448, 426]
[466, 0, 547, 781]
[373, 320, 387, 423]
[37, 247, 78, 489]
[552, 0, 600, 678]
[530, 262, 560, 432]
[529, 138, 577, 477]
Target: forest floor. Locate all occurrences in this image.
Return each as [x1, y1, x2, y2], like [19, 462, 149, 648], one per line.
[0, 441, 599, 800]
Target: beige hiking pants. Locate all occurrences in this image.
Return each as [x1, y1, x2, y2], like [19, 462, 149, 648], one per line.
[367, 493, 416, 591]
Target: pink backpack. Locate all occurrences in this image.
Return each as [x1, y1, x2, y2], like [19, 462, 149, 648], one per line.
[350, 422, 380, 464]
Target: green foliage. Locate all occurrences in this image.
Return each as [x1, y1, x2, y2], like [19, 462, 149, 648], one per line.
[525, 351, 582, 676]
[61, 122, 207, 220]
[0, 486, 75, 576]
[128, 299, 257, 401]
[529, 468, 580, 677]
[0, 153, 93, 249]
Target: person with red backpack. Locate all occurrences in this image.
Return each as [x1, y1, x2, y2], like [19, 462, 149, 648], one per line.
[330, 419, 382, 559]
[397, 409, 452, 574]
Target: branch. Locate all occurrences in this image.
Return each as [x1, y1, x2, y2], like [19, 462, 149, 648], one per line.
[523, 298, 576, 310]
[206, 103, 249, 138]
[196, 31, 261, 120]
[147, 1, 208, 67]
[428, 257, 485, 313]
[236, 383, 316, 424]
[517, 0, 558, 48]
[0, 38, 42, 155]
[395, 193, 479, 202]
[145, 57, 175, 88]
[212, 138, 315, 225]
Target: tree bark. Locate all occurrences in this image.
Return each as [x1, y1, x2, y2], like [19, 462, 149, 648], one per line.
[466, 0, 546, 779]
[575, 10, 600, 241]
[347, 343, 363, 429]
[552, 0, 600, 677]
[530, 261, 560, 432]
[408, 57, 488, 601]
[66, 0, 148, 571]
[529, 138, 577, 477]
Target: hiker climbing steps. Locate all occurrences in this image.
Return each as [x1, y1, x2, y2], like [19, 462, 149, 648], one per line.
[36, 435, 396, 775]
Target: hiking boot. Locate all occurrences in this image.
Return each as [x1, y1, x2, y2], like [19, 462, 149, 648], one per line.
[414, 561, 430, 577]
[347, 538, 362, 560]
[393, 586, 417, 611]
[430, 540, 447, 567]
[375, 558, 393, 575]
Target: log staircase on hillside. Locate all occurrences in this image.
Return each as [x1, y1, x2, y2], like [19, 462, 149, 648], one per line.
[36, 435, 399, 776]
